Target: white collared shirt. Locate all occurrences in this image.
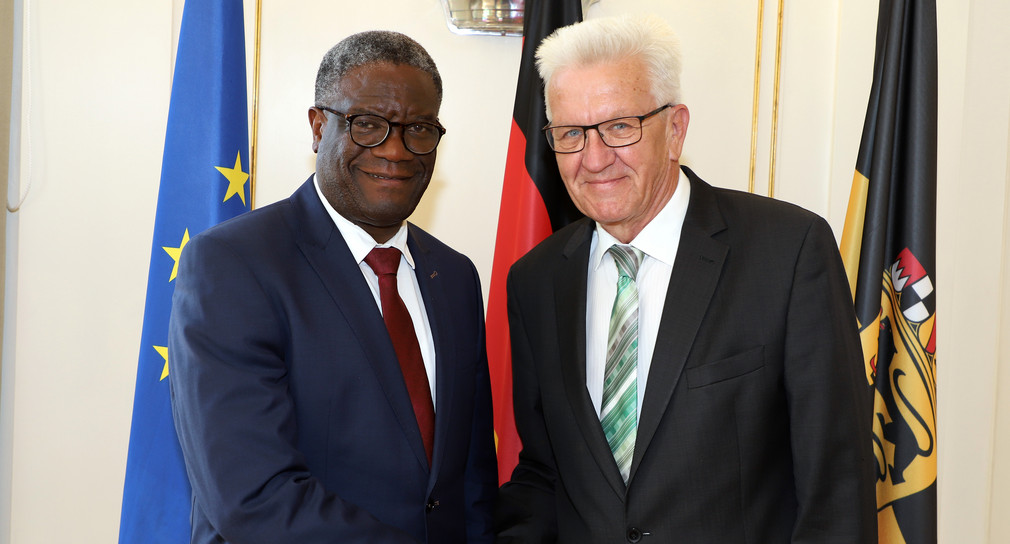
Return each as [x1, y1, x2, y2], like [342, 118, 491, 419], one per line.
[586, 170, 691, 417]
[313, 175, 437, 408]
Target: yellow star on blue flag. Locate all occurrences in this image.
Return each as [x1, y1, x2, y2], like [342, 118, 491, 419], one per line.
[154, 345, 169, 381]
[217, 151, 249, 206]
[162, 229, 190, 282]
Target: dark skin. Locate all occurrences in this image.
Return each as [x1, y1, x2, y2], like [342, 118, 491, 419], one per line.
[309, 62, 441, 243]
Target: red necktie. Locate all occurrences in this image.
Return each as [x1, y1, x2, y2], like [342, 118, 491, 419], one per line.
[364, 247, 435, 465]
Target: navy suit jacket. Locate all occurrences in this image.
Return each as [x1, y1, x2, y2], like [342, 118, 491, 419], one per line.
[496, 167, 876, 543]
[169, 178, 497, 543]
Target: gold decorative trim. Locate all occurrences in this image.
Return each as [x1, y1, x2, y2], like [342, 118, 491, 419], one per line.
[748, 0, 765, 194]
[768, 0, 784, 198]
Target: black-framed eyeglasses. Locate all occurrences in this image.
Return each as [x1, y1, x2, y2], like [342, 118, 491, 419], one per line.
[542, 104, 673, 154]
[314, 106, 446, 155]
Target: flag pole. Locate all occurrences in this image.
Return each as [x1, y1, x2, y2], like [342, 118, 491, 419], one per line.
[250, 0, 262, 209]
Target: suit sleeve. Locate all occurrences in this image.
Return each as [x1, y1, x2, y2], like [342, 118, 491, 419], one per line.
[494, 266, 560, 543]
[168, 233, 419, 543]
[462, 259, 500, 544]
[783, 217, 877, 543]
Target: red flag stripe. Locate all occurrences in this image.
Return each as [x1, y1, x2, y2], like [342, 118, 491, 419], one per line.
[488, 120, 552, 484]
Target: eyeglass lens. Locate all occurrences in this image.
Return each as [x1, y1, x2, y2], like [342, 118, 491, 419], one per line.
[348, 114, 442, 154]
[548, 118, 642, 153]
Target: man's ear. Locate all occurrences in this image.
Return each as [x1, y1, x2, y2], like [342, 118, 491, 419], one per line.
[667, 104, 690, 161]
[308, 107, 325, 153]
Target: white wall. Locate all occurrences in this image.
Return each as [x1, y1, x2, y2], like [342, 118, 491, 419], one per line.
[1, 0, 1007, 542]
[3, 1, 172, 542]
[936, 0, 1010, 542]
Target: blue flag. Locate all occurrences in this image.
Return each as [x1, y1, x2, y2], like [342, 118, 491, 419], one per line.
[119, 1, 250, 541]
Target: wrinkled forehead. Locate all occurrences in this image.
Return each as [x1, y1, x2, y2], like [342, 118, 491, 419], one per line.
[546, 58, 654, 122]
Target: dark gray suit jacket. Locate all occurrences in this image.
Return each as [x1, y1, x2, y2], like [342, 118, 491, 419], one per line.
[169, 178, 497, 543]
[496, 167, 875, 543]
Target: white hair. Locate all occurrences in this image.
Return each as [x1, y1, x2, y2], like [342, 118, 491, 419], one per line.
[535, 14, 684, 120]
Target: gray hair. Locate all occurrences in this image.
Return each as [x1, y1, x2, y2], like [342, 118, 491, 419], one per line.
[535, 15, 683, 120]
[315, 30, 443, 106]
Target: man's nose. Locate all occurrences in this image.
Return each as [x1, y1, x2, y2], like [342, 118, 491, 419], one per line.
[580, 128, 616, 171]
[370, 126, 414, 161]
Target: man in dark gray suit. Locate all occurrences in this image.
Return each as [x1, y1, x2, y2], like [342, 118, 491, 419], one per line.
[496, 14, 876, 543]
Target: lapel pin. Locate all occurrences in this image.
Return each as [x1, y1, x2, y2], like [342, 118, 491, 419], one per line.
[430, 270, 438, 279]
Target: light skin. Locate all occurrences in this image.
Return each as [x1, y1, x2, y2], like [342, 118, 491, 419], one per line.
[547, 56, 690, 244]
[309, 62, 441, 244]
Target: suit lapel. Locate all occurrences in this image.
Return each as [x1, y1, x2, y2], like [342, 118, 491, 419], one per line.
[554, 220, 629, 498]
[407, 226, 455, 486]
[629, 169, 728, 483]
[284, 179, 431, 471]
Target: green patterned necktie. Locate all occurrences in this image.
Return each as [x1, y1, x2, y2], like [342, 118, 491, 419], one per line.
[602, 244, 644, 483]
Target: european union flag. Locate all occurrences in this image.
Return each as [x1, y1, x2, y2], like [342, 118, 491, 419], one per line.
[120, 0, 250, 541]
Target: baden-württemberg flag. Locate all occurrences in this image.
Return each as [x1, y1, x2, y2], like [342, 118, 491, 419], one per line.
[119, 0, 250, 541]
[840, 0, 937, 542]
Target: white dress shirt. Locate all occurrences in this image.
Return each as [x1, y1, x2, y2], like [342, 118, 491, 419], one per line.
[586, 170, 690, 417]
[313, 175, 437, 409]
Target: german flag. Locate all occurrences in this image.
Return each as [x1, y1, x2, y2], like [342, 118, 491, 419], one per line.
[839, 1, 938, 541]
[487, 0, 585, 484]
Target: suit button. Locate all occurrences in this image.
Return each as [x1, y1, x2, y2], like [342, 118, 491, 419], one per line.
[626, 527, 643, 543]
[425, 499, 439, 512]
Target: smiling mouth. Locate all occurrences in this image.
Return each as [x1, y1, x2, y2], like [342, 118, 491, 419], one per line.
[363, 171, 412, 182]
[584, 176, 625, 185]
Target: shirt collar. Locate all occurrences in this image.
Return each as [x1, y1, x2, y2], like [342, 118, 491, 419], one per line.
[591, 168, 691, 269]
[312, 174, 415, 268]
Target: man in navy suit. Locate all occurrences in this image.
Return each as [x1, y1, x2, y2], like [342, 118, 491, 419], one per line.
[169, 31, 496, 543]
[495, 15, 876, 543]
